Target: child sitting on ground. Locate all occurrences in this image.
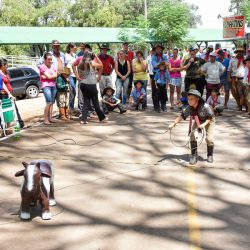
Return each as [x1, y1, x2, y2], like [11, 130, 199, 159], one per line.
[177, 91, 189, 111]
[56, 67, 71, 121]
[154, 62, 170, 112]
[102, 87, 126, 114]
[206, 89, 224, 115]
[129, 80, 146, 111]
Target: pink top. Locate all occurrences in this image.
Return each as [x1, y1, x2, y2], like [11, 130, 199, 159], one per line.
[39, 64, 57, 89]
[169, 58, 182, 78]
[73, 56, 83, 67]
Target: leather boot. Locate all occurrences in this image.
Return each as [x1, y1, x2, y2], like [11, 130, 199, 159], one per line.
[207, 145, 214, 163]
[59, 108, 67, 120]
[189, 141, 198, 165]
[65, 108, 70, 120]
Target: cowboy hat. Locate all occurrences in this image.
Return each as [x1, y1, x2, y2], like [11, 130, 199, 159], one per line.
[188, 89, 204, 100]
[103, 86, 115, 96]
[62, 67, 71, 75]
[234, 47, 245, 53]
[100, 43, 110, 50]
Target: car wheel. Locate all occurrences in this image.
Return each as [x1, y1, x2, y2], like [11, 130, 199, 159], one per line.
[26, 85, 39, 98]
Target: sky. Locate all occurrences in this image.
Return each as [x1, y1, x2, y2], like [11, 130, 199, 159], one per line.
[185, 0, 231, 28]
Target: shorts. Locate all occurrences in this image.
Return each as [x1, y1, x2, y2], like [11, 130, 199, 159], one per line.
[237, 80, 247, 97]
[247, 86, 250, 103]
[43, 86, 57, 104]
[170, 77, 182, 87]
[220, 78, 231, 91]
[56, 91, 69, 108]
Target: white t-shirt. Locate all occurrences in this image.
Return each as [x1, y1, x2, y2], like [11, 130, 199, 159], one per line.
[243, 67, 250, 85]
[146, 55, 154, 75]
[202, 61, 225, 84]
[66, 53, 76, 77]
[228, 58, 245, 78]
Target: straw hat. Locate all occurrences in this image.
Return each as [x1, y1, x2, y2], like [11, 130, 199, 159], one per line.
[62, 67, 71, 75]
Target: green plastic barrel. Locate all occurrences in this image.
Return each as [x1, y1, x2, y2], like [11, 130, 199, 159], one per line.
[2, 99, 14, 123]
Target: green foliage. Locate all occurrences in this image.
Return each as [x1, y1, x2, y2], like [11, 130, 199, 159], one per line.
[0, 45, 31, 56]
[0, 0, 35, 26]
[229, 0, 250, 23]
[68, 1, 123, 27]
[148, 0, 190, 45]
[0, 0, 201, 54]
[32, 0, 71, 26]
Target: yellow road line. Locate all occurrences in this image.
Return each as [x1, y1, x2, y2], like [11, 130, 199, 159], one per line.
[187, 167, 201, 250]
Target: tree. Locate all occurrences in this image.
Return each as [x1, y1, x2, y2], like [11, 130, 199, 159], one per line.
[32, 0, 70, 26]
[0, 0, 35, 26]
[68, 0, 123, 27]
[229, 0, 250, 23]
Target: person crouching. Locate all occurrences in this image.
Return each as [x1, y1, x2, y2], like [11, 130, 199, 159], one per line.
[102, 87, 127, 114]
[56, 67, 71, 121]
[169, 89, 215, 165]
[206, 89, 224, 116]
[154, 62, 170, 112]
[129, 80, 146, 111]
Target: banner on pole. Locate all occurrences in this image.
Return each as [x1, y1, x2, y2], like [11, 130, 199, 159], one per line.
[223, 15, 245, 39]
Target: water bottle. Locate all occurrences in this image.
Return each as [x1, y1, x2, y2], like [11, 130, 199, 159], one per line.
[14, 122, 21, 140]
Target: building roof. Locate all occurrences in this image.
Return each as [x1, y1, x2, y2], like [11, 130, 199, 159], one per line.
[0, 26, 236, 45]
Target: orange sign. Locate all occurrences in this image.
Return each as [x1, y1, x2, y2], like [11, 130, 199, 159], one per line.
[223, 15, 245, 39]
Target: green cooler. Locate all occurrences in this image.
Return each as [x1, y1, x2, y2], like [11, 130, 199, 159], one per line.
[2, 99, 14, 123]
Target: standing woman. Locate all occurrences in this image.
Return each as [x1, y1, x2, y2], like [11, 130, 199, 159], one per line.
[77, 51, 106, 124]
[169, 48, 182, 109]
[115, 50, 131, 105]
[132, 51, 148, 106]
[0, 58, 24, 128]
[39, 53, 57, 125]
[65, 42, 77, 116]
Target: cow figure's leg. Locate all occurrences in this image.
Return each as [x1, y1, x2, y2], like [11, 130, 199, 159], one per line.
[20, 198, 31, 220]
[49, 182, 56, 206]
[40, 194, 51, 220]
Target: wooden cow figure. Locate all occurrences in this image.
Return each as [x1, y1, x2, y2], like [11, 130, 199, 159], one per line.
[15, 160, 56, 220]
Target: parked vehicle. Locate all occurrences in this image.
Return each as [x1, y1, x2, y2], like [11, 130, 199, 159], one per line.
[7, 67, 41, 99]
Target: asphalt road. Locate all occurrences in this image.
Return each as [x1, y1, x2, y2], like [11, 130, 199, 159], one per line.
[0, 101, 249, 250]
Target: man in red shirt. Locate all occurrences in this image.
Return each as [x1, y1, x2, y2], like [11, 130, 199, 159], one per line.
[117, 42, 135, 99]
[98, 44, 115, 95]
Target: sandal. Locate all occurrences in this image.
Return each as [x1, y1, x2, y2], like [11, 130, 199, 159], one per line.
[44, 121, 52, 125]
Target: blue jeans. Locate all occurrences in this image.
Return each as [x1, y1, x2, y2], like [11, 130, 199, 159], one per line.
[69, 76, 76, 110]
[139, 80, 148, 105]
[43, 86, 57, 104]
[115, 78, 129, 105]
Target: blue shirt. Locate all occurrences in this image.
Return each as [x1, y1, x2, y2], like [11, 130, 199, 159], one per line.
[154, 69, 170, 85]
[151, 54, 168, 72]
[180, 97, 188, 107]
[217, 57, 230, 79]
[0, 75, 3, 90]
[130, 88, 146, 102]
[38, 51, 67, 71]
[78, 51, 84, 57]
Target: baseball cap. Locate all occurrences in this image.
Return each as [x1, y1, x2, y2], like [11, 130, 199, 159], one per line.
[51, 40, 60, 46]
